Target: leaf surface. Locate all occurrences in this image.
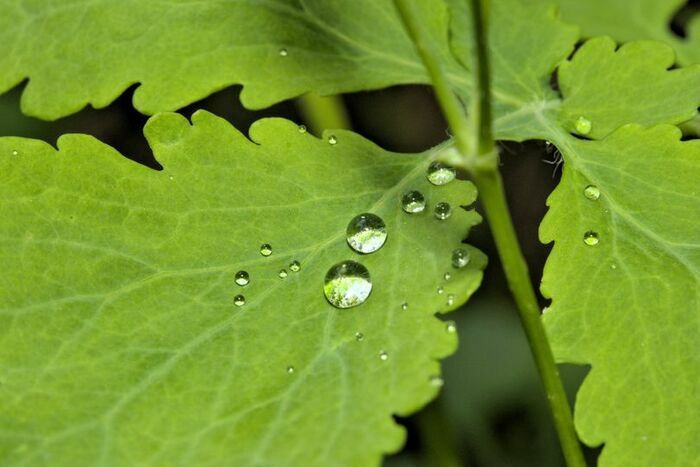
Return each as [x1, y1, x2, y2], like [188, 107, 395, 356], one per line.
[0, 112, 485, 465]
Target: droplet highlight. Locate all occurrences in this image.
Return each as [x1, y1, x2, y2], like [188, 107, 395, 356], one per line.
[429, 375, 444, 387]
[287, 366, 295, 374]
[260, 243, 273, 256]
[426, 161, 456, 185]
[583, 231, 599, 246]
[445, 321, 457, 333]
[401, 302, 409, 311]
[401, 190, 426, 214]
[444, 272, 452, 281]
[235, 271, 250, 286]
[346, 213, 387, 254]
[575, 116, 592, 135]
[434, 202, 452, 220]
[584, 185, 600, 201]
[355, 332, 364, 341]
[446, 294, 455, 306]
[452, 248, 471, 268]
[379, 351, 389, 361]
[289, 260, 301, 272]
[323, 261, 372, 309]
[279, 48, 288, 57]
[298, 124, 307, 134]
[278, 269, 288, 279]
[437, 286, 444, 295]
[328, 135, 337, 145]
[234, 295, 246, 307]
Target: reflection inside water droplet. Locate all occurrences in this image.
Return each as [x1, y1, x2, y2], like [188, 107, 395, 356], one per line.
[323, 261, 372, 309]
[278, 269, 288, 279]
[260, 243, 273, 256]
[235, 271, 250, 286]
[234, 295, 246, 307]
[289, 260, 301, 272]
[426, 161, 456, 185]
[446, 294, 455, 306]
[346, 213, 387, 254]
[583, 231, 599, 246]
[434, 202, 452, 220]
[401, 190, 426, 213]
[452, 248, 471, 268]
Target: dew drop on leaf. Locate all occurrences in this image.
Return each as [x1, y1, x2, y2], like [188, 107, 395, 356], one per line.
[452, 248, 471, 268]
[323, 260, 372, 309]
[379, 351, 388, 361]
[429, 375, 444, 387]
[346, 213, 387, 254]
[426, 161, 456, 185]
[286, 366, 295, 374]
[445, 320, 457, 333]
[235, 271, 250, 286]
[401, 190, 426, 214]
[289, 260, 301, 272]
[401, 302, 408, 311]
[583, 231, 599, 246]
[355, 332, 364, 341]
[298, 124, 307, 134]
[234, 295, 246, 307]
[328, 135, 337, 145]
[278, 269, 288, 279]
[584, 185, 600, 201]
[575, 116, 592, 135]
[444, 272, 452, 281]
[279, 48, 288, 56]
[11, 150, 18, 156]
[260, 243, 272, 256]
[446, 294, 455, 306]
[434, 202, 452, 220]
[437, 286, 444, 295]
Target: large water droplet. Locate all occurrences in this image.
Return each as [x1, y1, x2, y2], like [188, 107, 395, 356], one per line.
[584, 185, 600, 201]
[401, 190, 426, 214]
[323, 261, 372, 308]
[434, 202, 452, 220]
[575, 116, 592, 135]
[583, 231, 599, 246]
[346, 213, 387, 254]
[234, 295, 246, 307]
[328, 135, 337, 145]
[426, 161, 456, 185]
[260, 243, 272, 256]
[235, 271, 250, 286]
[379, 351, 389, 361]
[289, 260, 301, 272]
[452, 248, 471, 268]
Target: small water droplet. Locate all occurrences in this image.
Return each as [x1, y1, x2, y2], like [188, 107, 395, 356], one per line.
[168, 175, 174, 181]
[429, 375, 444, 387]
[234, 295, 246, 307]
[584, 185, 600, 201]
[235, 270, 250, 286]
[379, 351, 388, 361]
[434, 202, 452, 220]
[328, 135, 337, 145]
[575, 116, 592, 135]
[426, 161, 456, 185]
[287, 366, 295, 374]
[346, 213, 387, 254]
[583, 231, 599, 246]
[610, 264, 617, 270]
[279, 48, 288, 56]
[11, 150, 18, 156]
[445, 321, 457, 333]
[401, 302, 408, 311]
[355, 332, 364, 341]
[289, 260, 301, 272]
[323, 261, 372, 309]
[446, 294, 455, 306]
[452, 248, 471, 268]
[298, 124, 307, 134]
[437, 286, 444, 295]
[260, 243, 273, 256]
[401, 190, 426, 213]
[278, 269, 288, 279]
[444, 272, 452, 281]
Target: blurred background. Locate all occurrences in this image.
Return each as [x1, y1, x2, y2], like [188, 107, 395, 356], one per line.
[0, 84, 597, 466]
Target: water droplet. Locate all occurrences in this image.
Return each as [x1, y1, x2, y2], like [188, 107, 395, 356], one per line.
[443, 272, 452, 281]
[168, 175, 174, 181]
[445, 321, 457, 333]
[287, 366, 295, 374]
[401, 190, 426, 213]
[260, 243, 272, 256]
[437, 286, 444, 295]
[401, 302, 408, 311]
[610, 264, 617, 270]
[379, 351, 389, 361]
[346, 213, 387, 254]
[328, 135, 337, 145]
[426, 161, 456, 185]
[323, 261, 372, 309]
[279, 48, 288, 57]
[289, 260, 301, 272]
[452, 248, 471, 268]
[575, 116, 592, 135]
[11, 150, 18, 156]
[434, 202, 452, 220]
[355, 332, 364, 341]
[583, 231, 599, 246]
[446, 294, 455, 306]
[429, 375, 444, 387]
[584, 185, 600, 201]
[235, 270, 250, 286]
[278, 269, 288, 279]
[234, 295, 246, 307]
[298, 124, 307, 134]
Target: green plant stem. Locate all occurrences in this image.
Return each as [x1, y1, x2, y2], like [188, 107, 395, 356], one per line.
[393, 1, 585, 466]
[296, 92, 351, 133]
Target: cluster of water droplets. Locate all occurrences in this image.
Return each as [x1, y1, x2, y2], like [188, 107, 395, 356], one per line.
[582, 184, 601, 246]
[233, 243, 302, 307]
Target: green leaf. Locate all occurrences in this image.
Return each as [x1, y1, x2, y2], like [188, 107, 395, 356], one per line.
[553, 0, 700, 66]
[0, 111, 485, 465]
[540, 124, 700, 466]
